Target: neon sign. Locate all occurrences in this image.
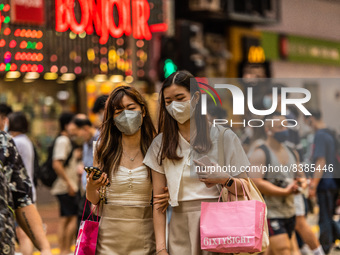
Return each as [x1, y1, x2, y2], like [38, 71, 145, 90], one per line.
[55, 0, 162, 44]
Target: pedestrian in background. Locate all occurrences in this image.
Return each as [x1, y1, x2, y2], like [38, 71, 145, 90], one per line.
[51, 112, 79, 255]
[92, 95, 108, 128]
[67, 116, 100, 231]
[306, 110, 339, 254]
[0, 103, 12, 132]
[249, 112, 308, 255]
[8, 112, 37, 255]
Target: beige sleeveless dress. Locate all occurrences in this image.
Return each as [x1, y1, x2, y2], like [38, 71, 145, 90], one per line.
[96, 165, 155, 255]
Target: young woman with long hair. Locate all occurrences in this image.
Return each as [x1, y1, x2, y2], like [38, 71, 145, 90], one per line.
[144, 71, 250, 255]
[86, 86, 168, 254]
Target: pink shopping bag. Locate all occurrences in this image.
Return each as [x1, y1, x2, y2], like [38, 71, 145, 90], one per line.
[74, 200, 99, 255]
[200, 180, 266, 253]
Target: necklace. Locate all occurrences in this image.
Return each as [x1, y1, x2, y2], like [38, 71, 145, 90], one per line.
[122, 150, 140, 161]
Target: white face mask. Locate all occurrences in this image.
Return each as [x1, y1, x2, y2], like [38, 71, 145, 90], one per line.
[166, 95, 197, 124]
[114, 110, 142, 135]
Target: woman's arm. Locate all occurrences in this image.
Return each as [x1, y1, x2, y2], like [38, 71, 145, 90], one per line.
[152, 170, 168, 255]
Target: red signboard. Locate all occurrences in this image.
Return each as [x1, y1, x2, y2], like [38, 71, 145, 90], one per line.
[55, 0, 167, 45]
[11, 0, 45, 25]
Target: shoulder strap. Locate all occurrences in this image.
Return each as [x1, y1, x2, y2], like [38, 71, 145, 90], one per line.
[258, 144, 271, 167]
[217, 126, 229, 167]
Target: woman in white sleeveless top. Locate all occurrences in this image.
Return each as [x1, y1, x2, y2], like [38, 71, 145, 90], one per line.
[86, 86, 168, 255]
[144, 71, 250, 255]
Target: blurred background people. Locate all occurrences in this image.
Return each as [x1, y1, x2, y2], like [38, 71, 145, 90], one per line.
[306, 110, 339, 254]
[0, 123, 52, 255]
[0, 103, 12, 132]
[92, 95, 108, 129]
[51, 112, 80, 255]
[249, 113, 301, 255]
[8, 112, 36, 255]
[68, 116, 100, 231]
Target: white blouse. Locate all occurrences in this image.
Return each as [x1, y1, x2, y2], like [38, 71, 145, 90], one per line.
[143, 125, 250, 207]
[105, 165, 152, 206]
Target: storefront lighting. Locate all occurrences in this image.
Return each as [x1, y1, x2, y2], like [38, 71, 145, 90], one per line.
[36, 31, 43, 38]
[37, 65, 44, 73]
[4, 28, 11, 35]
[55, 0, 153, 44]
[50, 55, 58, 62]
[36, 42, 43, 50]
[23, 78, 34, 83]
[136, 40, 144, 48]
[69, 32, 77, 39]
[20, 41, 27, 49]
[20, 64, 27, 72]
[31, 64, 38, 72]
[0, 39, 6, 47]
[87, 49, 95, 61]
[79, 32, 86, 38]
[4, 78, 16, 82]
[6, 71, 20, 79]
[51, 65, 58, 73]
[94, 74, 107, 83]
[110, 75, 123, 83]
[60, 66, 68, 73]
[4, 16, 10, 23]
[0, 63, 5, 71]
[14, 29, 21, 37]
[44, 97, 54, 106]
[57, 91, 70, 100]
[3, 4, 10, 12]
[61, 73, 76, 81]
[44, 72, 58, 80]
[56, 78, 66, 84]
[74, 67, 82, 74]
[10, 64, 17, 71]
[100, 64, 108, 73]
[24, 72, 40, 80]
[9, 40, 16, 48]
[125, 76, 133, 83]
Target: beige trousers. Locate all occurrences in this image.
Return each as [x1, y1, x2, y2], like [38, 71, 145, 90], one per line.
[96, 204, 155, 255]
[169, 199, 228, 255]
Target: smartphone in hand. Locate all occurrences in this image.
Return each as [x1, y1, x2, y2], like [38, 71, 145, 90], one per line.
[84, 166, 110, 186]
[193, 155, 214, 166]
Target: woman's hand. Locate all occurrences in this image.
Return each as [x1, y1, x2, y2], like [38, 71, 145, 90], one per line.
[153, 187, 169, 213]
[194, 160, 229, 186]
[86, 171, 109, 191]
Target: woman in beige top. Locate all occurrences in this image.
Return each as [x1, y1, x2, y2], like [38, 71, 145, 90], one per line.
[144, 71, 250, 255]
[86, 86, 168, 255]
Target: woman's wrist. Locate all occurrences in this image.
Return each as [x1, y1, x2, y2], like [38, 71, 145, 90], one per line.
[156, 248, 167, 254]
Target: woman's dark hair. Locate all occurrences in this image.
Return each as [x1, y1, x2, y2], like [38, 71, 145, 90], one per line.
[96, 86, 156, 176]
[8, 112, 29, 133]
[158, 70, 212, 164]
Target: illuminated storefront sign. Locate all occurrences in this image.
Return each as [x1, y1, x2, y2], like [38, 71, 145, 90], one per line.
[248, 46, 266, 63]
[55, 0, 164, 44]
[11, 0, 45, 25]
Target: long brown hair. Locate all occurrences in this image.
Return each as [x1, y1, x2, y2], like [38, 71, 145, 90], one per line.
[158, 71, 212, 164]
[96, 86, 156, 176]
